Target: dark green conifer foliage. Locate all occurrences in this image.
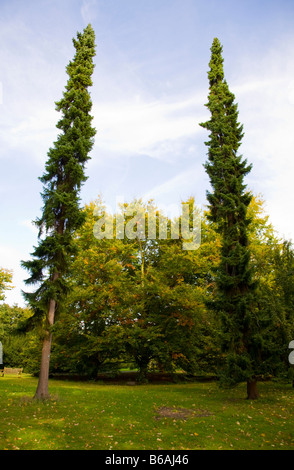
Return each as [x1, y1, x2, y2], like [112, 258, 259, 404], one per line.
[22, 25, 96, 399]
[200, 38, 259, 399]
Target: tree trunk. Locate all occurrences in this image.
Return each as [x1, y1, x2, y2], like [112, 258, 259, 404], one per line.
[137, 359, 149, 383]
[247, 378, 259, 400]
[34, 297, 56, 400]
[137, 366, 148, 383]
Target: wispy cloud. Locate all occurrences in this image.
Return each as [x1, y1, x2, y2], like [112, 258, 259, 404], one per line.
[81, 0, 98, 24]
[229, 37, 294, 241]
[142, 163, 205, 204]
[92, 92, 206, 162]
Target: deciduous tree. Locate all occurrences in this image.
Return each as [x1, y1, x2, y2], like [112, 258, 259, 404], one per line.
[0, 268, 13, 302]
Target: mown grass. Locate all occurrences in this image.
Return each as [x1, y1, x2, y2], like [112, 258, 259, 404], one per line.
[0, 375, 293, 450]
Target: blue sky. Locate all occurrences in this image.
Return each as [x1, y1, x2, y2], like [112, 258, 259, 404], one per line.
[1, 0, 294, 306]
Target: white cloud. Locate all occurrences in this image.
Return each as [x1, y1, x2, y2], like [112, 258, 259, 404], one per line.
[81, 0, 98, 24]
[0, 108, 58, 165]
[0, 11, 71, 165]
[93, 92, 206, 161]
[142, 163, 204, 203]
[230, 38, 294, 242]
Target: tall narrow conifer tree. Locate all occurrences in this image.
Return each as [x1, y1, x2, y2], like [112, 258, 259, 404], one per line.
[22, 25, 96, 399]
[200, 38, 259, 399]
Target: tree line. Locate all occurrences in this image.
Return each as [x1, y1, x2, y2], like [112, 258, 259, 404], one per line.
[1, 195, 294, 388]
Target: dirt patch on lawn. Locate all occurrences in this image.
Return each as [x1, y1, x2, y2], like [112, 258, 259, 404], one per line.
[155, 406, 213, 420]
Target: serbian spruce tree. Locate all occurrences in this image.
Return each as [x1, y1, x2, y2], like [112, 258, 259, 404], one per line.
[200, 38, 259, 399]
[22, 25, 96, 399]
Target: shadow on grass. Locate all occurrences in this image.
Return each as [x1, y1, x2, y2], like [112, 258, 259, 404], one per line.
[50, 371, 218, 385]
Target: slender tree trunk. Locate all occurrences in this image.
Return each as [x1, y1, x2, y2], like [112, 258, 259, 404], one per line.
[247, 378, 259, 400]
[34, 297, 56, 400]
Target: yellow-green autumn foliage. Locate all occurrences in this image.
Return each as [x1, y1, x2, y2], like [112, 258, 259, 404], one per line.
[51, 195, 294, 379]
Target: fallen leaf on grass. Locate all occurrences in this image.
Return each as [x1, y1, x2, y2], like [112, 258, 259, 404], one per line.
[155, 406, 213, 420]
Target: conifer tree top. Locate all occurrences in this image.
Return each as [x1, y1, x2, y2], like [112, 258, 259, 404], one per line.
[208, 38, 224, 84]
[22, 25, 96, 315]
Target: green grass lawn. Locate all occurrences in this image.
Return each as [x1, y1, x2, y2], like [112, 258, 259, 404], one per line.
[0, 375, 293, 450]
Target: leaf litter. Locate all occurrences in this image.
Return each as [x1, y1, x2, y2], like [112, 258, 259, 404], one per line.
[155, 406, 213, 420]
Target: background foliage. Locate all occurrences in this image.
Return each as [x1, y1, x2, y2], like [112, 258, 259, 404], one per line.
[1, 195, 293, 383]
